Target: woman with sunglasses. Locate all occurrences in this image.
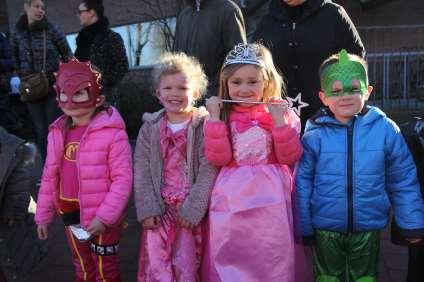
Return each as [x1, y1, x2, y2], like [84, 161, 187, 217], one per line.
[74, 0, 128, 109]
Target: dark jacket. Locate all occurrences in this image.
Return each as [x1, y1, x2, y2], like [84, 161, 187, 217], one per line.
[0, 33, 13, 75]
[173, 0, 246, 97]
[391, 117, 424, 245]
[253, 0, 365, 126]
[296, 107, 424, 239]
[0, 32, 13, 94]
[75, 17, 128, 102]
[10, 15, 72, 85]
[0, 127, 34, 221]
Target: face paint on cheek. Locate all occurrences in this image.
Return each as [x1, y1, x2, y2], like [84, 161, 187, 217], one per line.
[321, 49, 368, 98]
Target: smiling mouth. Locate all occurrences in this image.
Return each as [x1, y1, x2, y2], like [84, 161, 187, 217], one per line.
[167, 100, 183, 105]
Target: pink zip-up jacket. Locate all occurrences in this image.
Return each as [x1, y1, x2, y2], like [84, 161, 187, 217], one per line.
[35, 107, 133, 228]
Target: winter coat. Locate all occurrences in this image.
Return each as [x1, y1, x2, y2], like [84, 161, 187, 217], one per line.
[253, 0, 365, 126]
[0, 127, 33, 221]
[133, 107, 218, 225]
[0, 32, 13, 79]
[35, 107, 133, 228]
[10, 15, 72, 85]
[296, 106, 424, 240]
[0, 32, 13, 103]
[391, 117, 424, 245]
[173, 0, 246, 97]
[75, 17, 128, 100]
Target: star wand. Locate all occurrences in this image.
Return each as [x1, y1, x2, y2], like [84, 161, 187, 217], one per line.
[220, 93, 309, 116]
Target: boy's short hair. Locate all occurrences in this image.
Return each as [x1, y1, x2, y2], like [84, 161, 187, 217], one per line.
[319, 52, 368, 89]
[152, 52, 208, 101]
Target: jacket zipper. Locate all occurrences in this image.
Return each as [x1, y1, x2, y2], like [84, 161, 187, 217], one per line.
[75, 126, 90, 227]
[347, 119, 355, 232]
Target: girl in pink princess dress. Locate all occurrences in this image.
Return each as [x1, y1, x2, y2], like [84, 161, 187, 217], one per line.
[133, 52, 218, 281]
[203, 43, 305, 282]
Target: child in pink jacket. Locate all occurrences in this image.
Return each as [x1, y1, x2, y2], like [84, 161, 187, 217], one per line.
[35, 58, 132, 282]
[203, 43, 305, 281]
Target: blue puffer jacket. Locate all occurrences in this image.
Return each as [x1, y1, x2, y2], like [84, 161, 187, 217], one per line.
[296, 106, 424, 239]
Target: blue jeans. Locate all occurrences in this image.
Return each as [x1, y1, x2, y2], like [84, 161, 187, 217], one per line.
[26, 91, 62, 161]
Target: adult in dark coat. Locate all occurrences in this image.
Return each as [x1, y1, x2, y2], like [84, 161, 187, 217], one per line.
[253, 0, 365, 129]
[0, 126, 35, 281]
[75, 0, 129, 107]
[11, 0, 72, 160]
[173, 0, 247, 98]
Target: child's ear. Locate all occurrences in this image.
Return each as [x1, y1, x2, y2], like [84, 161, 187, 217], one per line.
[192, 89, 201, 101]
[318, 91, 328, 106]
[365, 86, 373, 100]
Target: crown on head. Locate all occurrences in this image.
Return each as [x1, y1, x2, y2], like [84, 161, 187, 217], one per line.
[223, 43, 265, 68]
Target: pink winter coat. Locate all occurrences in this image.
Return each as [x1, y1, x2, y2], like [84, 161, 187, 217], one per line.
[35, 107, 133, 228]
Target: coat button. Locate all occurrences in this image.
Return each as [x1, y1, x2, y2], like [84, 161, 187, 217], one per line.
[288, 42, 293, 47]
[293, 65, 299, 69]
[282, 23, 287, 28]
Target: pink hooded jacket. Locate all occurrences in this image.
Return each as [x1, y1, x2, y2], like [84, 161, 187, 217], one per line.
[35, 107, 133, 228]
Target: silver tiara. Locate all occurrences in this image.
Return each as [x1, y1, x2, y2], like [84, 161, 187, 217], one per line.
[223, 43, 265, 68]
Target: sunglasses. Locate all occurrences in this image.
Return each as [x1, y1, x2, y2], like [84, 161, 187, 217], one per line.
[77, 9, 89, 15]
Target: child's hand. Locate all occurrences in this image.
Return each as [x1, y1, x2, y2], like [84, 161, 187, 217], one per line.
[142, 216, 161, 230]
[267, 98, 288, 127]
[407, 238, 423, 244]
[178, 216, 195, 229]
[87, 217, 106, 236]
[37, 224, 49, 240]
[205, 96, 222, 121]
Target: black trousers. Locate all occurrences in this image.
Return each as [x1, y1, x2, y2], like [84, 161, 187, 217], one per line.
[407, 245, 424, 282]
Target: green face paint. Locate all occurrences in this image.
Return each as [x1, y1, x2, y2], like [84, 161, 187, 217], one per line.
[321, 49, 368, 97]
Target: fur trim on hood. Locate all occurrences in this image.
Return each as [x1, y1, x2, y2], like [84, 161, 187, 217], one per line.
[142, 106, 209, 128]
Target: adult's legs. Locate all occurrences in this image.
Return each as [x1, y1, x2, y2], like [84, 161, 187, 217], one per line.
[26, 92, 61, 160]
[406, 245, 424, 282]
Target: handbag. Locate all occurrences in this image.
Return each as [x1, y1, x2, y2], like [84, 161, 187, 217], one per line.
[19, 30, 50, 103]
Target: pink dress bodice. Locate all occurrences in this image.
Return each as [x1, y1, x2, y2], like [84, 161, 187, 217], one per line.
[230, 104, 274, 166]
[160, 117, 189, 204]
[231, 124, 272, 166]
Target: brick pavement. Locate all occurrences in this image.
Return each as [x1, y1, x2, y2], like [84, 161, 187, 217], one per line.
[25, 201, 409, 282]
[24, 145, 410, 282]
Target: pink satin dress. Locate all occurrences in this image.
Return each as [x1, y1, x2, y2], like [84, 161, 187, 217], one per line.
[137, 118, 203, 282]
[203, 110, 299, 282]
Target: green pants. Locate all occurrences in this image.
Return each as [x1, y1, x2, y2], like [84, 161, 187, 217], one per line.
[313, 230, 380, 282]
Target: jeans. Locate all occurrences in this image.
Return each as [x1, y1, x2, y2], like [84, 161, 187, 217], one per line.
[26, 91, 61, 161]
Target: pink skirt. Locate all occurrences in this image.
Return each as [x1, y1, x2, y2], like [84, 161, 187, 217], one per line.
[202, 164, 310, 282]
[137, 205, 203, 282]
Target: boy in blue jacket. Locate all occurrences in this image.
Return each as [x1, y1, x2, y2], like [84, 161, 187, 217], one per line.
[296, 49, 424, 282]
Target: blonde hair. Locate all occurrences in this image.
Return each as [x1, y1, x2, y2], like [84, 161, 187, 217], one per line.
[152, 52, 208, 102]
[219, 43, 285, 122]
